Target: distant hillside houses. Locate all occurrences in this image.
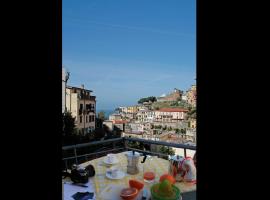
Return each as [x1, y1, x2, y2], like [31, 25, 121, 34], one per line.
[186, 85, 196, 107]
[157, 88, 183, 102]
[154, 108, 188, 122]
[111, 107, 188, 123]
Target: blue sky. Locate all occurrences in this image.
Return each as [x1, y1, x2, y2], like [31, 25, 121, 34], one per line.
[63, 0, 196, 110]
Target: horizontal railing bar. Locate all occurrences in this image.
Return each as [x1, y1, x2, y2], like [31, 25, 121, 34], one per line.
[62, 148, 124, 161]
[62, 137, 195, 151]
[62, 137, 196, 164]
[62, 138, 124, 150]
[125, 137, 196, 150]
[126, 147, 168, 158]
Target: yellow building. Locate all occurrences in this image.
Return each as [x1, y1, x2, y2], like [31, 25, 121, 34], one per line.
[186, 85, 196, 107]
[127, 106, 139, 114]
[189, 119, 196, 129]
[66, 85, 96, 135]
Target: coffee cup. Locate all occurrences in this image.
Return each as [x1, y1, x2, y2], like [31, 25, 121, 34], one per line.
[108, 166, 119, 178]
[107, 154, 116, 163]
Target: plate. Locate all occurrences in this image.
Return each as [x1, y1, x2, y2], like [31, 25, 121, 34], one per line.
[103, 158, 119, 165]
[106, 170, 125, 180]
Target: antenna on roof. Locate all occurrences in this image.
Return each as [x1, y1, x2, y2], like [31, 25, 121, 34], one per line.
[65, 71, 70, 82]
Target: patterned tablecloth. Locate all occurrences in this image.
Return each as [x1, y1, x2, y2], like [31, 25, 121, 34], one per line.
[79, 151, 196, 200]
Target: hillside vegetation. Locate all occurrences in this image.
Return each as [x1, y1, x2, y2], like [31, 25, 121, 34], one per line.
[151, 100, 191, 110]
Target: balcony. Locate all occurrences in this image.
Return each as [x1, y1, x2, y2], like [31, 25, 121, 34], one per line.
[62, 137, 196, 200]
[79, 109, 95, 115]
[79, 94, 96, 101]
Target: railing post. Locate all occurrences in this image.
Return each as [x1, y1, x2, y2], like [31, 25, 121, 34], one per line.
[184, 148, 187, 158]
[113, 141, 116, 151]
[65, 160, 68, 171]
[124, 137, 128, 151]
[74, 147, 78, 164]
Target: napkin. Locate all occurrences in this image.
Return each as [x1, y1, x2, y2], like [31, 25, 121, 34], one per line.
[72, 192, 94, 200]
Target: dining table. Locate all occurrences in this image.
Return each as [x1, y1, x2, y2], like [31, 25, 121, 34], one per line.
[63, 151, 196, 200]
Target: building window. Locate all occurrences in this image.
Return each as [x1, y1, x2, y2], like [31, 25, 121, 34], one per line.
[86, 116, 88, 123]
[80, 116, 82, 123]
[79, 104, 83, 115]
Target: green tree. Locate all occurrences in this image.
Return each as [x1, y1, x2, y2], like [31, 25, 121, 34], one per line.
[180, 129, 186, 138]
[62, 111, 76, 137]
[97, 111, 106, 121]
[159, 146, 175, 156]
[138, 96, 157, 104]
[128, 141, 144, 150]
[162, 125, 167, 131]
[168, 126, 172, 131]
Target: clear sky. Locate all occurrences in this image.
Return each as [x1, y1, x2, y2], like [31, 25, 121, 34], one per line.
[63, 0, 196, 110]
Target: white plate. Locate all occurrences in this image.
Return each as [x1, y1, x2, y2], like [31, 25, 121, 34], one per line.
[103, 158, 119, 165]
[105, 170, 125, 180]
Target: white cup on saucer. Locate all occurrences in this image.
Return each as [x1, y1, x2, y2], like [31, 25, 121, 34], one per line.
[108, 166, 119, 178]
[107, 154, 116, 163]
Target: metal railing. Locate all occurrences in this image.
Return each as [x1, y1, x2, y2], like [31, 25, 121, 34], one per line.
[62, 137, 196, 169]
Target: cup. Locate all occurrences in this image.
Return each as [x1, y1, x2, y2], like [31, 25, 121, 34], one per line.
[109, 166, 119, 178]
[107, 154, 116, 163]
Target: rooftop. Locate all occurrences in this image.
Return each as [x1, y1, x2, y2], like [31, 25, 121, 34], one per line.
[113, 120, 128, 124]
[66, 85, 93, 92]
[157, 108, 189, 112]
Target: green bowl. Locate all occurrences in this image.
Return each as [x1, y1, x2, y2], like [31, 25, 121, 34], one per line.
[150, 183, 181, 200]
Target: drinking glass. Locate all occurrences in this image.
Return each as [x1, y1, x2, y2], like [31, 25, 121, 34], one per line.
[142, 156, 156, 184]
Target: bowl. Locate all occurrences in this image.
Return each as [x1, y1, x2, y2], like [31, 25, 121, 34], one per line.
[151, 183, 181, 200]
[120, 187, 138, 200]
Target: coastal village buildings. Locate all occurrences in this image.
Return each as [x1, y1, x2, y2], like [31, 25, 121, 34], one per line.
[127, 106, 139, 114]
[103, 119, 127, 132]
[186, 85, 196, 107]
[118, 107, 128, 113]
[102, 120, 114, 131]
[157, 88, 183, 102]
[66, 85, 96, 135]
[136, 110, 155, 122]
[109, 113, 122, 121]
[106, 85, 196, 145]
[125, 122, 144, 133]
[189, 118, 196, 129]
[154, 108, 188, 122]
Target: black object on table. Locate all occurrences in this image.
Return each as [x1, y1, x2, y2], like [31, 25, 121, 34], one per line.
[72, 192, 94, 200]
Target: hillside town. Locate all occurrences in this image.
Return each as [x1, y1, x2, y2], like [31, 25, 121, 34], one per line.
[104, 87, 197, 147]
[62, 1, 197, 199]
[62, 68, 196, 148]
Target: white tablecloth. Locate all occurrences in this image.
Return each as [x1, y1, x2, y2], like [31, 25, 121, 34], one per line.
[63, 178, 96, 200]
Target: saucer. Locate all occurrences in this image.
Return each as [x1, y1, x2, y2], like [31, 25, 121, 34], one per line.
[106, 170, 125, 180]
